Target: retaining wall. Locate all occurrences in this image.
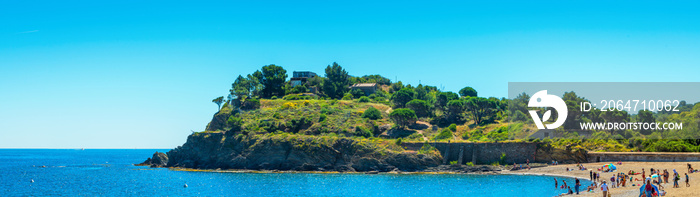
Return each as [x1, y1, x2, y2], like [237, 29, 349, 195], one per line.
[588, 152, 700, 162]
[401, 142, 538, 165]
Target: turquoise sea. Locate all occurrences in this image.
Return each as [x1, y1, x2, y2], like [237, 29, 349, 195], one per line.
[0, 149, 590, 196]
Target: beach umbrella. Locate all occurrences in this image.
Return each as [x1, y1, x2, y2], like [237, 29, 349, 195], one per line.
[651, 174, 658, 178]
[609, 164, 617, 170]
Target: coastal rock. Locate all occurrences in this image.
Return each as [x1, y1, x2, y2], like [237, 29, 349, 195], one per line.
[137, 151, 169, 167]
[205, 108, 236, 132]
[153, 132, 441, 172]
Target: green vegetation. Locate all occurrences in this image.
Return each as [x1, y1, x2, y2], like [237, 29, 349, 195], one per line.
[406, 99, 431, 118]
[212, 96, 224, 109]
[459, 86, 477, 97]
[432, 128, 453, 141]
[391, 88, 415, 108]
[210, 62, 700, 154]
[417, 143, 438, 155]
[362, 107, 382, 120]
[323, 63, 350, 99]
[389, 108, 417, 129]
[358, 96, 371, 103]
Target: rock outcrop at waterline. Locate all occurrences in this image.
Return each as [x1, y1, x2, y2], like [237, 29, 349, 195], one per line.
[139, 132, 442, 172]
[136, 152, 168, 167]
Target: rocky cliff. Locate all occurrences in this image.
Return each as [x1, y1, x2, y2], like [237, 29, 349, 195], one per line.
[140, 132, 442, 172]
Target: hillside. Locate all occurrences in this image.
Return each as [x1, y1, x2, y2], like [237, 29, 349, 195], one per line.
[139, 63, 700, 172]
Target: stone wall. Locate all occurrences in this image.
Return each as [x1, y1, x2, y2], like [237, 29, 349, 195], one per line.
[401, 142, 538, 165]
[588, 152, 700, 162]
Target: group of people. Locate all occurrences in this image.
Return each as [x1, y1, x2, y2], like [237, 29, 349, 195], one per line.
[554, 163, 694, 196]
[512, 159, 531, 170]
[554, 177, 582, 195]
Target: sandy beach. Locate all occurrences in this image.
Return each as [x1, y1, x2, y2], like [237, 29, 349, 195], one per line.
[505, 162, 700, 197]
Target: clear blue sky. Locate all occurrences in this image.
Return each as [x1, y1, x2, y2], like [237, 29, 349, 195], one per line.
[2, 1, 699, 148]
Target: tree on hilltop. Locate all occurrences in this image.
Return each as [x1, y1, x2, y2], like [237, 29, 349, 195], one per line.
[390, 108, 417, 129]
[260, 64, 287, 98]
[212, 96, 224, 109]
[322, 62, 350, 99]
[459, 87, 477, 97]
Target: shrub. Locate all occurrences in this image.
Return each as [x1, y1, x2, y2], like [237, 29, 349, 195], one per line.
[271, 96, 278, 99]
[417, 143, 438, 155]
[486, 126, 509, 142]
[389, 108, 417, 128]
[358, 96, 371, 103]
[406, 99, 431, 118]
[464, 128, 484, 141]
[319, 114, 327, 122]
[372, 96, 386, 102]
[466, 162, 475, 167]
[351, 88, 365, 98]
[448, 124, 457, 132]
[395, 138, 403, 145]
[355, 126, 372, 138]
[291, 85, 308, 94]
[406, 133, 424, 140]
[432, 128, 453, 141]
[241, 98, 260, 110]
[258, 120, 280, 133]
[449, 161, 459, 165]
[226, 116, 243, 131]
[499, 153, 507, 165]
[342, 93, 353, 100]
[287, 117, 312, 133]
[391, 88, 415, 108]
[362, 107, 382, 120]
[281, 102, 297, 109]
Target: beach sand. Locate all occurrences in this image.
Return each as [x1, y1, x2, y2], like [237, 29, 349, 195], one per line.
[504, 162, 700, 197]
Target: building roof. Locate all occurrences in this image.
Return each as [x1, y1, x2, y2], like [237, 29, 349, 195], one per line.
[350, 83, 377, 88]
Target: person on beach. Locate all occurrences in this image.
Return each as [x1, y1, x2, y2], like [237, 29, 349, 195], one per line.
[686, 173, 690, 187]
[563, 180, 568, 189]
[590, 170, 593, 180]
[575, 178, 580, 194]
[567, 186, 573, 194]
[601, 181, 608, 197]
[555, 177, 558, 189]
[619, 173, 623, 187]
[664, 170, 669, 183]
[674, 170, 680, 188]
[587, 183, 596, 192]
[611, 176, 616, 188]
[639, 178, 659, 197]
[688, 163, 692, 173]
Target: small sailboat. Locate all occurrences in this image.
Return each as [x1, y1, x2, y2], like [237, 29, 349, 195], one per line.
[184, 184, 188, 188]
[31, 179, 34, 183]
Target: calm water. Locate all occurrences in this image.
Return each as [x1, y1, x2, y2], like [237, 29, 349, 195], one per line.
[0, 149, 589, 196]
